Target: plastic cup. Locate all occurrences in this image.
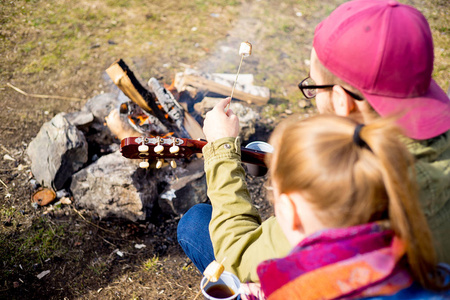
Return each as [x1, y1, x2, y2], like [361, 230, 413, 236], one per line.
[244, 141, 273, 176]
[201, 271, 241, 300]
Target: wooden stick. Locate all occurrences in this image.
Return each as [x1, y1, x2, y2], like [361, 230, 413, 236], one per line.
[226, 55, 245, 112]
[192, 278, 211, 300]
[7, 83, 85, 101]
[218, 256, 227, 266]
[230, 55, 245, 101]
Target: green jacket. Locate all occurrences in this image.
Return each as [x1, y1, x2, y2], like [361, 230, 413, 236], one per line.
[404, 130, 450, 263]
[203, 131, 450, 282]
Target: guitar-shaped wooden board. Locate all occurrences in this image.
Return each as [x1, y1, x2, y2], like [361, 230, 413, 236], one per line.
[120, 136, 267, 168]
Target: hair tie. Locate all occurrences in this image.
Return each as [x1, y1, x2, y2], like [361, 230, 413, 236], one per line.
[353, 124, 372, 151]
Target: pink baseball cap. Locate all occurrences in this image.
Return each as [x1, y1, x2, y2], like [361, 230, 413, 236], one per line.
[313, 0, 450, 140]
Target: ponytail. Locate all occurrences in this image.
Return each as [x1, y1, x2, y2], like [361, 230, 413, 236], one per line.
[359, 121, 447, 290]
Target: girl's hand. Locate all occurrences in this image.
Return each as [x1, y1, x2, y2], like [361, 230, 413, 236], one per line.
[203, 97, 240, 143]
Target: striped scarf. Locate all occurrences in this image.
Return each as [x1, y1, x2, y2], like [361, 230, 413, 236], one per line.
[257, 222, 413, 300]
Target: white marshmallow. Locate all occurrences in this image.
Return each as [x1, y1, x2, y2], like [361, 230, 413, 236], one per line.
[239, 41, 252, 57]
[203, 260, 225, 282]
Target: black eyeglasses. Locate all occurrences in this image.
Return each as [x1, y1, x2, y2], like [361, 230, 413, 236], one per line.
[298, 77, 364, 100]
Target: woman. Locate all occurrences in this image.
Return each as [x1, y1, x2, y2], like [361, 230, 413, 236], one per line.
[248, 114, 450, 299]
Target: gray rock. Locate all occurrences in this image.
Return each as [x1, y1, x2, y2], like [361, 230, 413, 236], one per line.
[80, 93, 122, 146]
[27, 113, 88, 190]
[64, 110, 94, 128]
[65, 93, 119, 129]
[158, 159, 207, 215]
[85, 93, 120, 121]
[70, 150, 157, 222]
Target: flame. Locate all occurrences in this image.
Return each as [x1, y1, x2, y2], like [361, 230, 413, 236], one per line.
[163, 78, 176, 91]
[119, 102, 128, 113]
[127, 114, 149, 126]
[127, 115, 136, 125]
[161, 132, 174, 138]
[136, 115, 148, 125]
[163, 77, 180, 101]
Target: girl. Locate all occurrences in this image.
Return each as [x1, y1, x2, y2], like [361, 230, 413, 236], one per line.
[247, 114, 450, 299]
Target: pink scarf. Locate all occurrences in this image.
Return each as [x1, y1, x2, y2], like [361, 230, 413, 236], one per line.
[257, 222, 413, 300]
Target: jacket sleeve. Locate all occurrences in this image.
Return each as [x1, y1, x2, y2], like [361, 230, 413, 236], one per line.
[202, 137, 291, 283]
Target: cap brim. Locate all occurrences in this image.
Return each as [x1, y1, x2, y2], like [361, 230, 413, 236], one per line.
[361, 79, 450, 140]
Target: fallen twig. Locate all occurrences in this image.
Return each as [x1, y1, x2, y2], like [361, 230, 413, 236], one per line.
[101, 237, 116, 248]
[0, 178, 8, 189]
[167, 279, 184, 289]
[0, 144, 11, 154]
[72, 206, 115, 234]
[7, 83, 85, 102]
[0, 168, 20, 172]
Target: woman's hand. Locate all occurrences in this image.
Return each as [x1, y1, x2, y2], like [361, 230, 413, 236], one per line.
[203, 97, 240, 143]
[240, 282, 266, 300]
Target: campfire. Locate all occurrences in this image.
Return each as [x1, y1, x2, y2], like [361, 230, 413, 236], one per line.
[26, 58, 270, 222]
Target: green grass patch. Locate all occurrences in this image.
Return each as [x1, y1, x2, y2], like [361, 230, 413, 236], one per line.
[143, 255, 161, 271]
[0, 216, 67, 279]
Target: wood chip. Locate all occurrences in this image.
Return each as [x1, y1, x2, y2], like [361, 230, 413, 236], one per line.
[36, 270, 50, 279]
[59, 197, 72, 205]
[31, 188, 56, 206]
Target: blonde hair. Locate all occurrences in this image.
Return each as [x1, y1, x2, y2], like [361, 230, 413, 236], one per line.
[267, 114, 447, 290]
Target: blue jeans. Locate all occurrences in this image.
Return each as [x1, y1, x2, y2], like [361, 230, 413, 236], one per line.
[177, 203, 215, 273]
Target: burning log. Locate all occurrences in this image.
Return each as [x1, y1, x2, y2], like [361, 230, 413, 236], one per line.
[147, 77, 204, 140]
[106, 59, 168, 123]
[106, 59, 205, 140]
[105, 109, 141, 141]
[120, 101, 170, 136]
[148, 77, 188, 137]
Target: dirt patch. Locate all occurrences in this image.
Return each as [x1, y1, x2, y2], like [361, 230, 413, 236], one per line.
[0, 0, 448, 299]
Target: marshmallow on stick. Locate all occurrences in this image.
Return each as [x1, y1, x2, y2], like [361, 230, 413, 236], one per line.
[239, 41, 252, 57]
[226, 41, 252, 111]
[192, 257, 227, 300]
[203, 260, 225, 282]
